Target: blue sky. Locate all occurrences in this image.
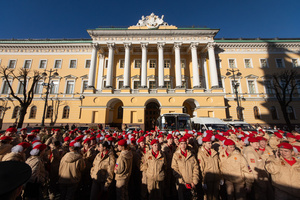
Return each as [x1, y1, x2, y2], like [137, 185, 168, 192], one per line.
[0, 0, 298, 39]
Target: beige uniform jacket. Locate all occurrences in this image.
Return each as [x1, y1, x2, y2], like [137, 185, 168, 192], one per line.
[58, 151, 85, 184]
[265, 156, 300, 198]
[243, 146, 269, 181]
[161, 143, 175, 169]
[0, 143, 12, 161]
[45, 135, 63, 146]
[268, 136, 281, 150]
[219, 149, 254, 186]
[142, 150, 167, 181]
[26, 155, 47, 183]
[2, 152, 26, 162]
[260, 145, 274, 161]
[197, 146, 221, 184]
[171, 149, 199, 185]
[114, 149, 133, 180]
[90, 150, 115, 188]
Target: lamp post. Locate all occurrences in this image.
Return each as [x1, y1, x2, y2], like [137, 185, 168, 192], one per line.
[226, 69, 243, 121]
[41, 69, 58, 127]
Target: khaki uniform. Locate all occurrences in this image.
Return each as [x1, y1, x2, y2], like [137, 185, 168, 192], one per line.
[26, 155, 47, 183]
[197, 146, 221, 200]
[260, 145, 274, 161]
[0, 143, 12, 161]
[2, 152, 26, 162]
[114, 149, 133, 200]
[142, 150, 166, 200]
[58, 151, 85, 200]
[268, 136, 281, 150]
[45, 135, 63, 146]
[243, 146, 273, 200]
[219, 149, 254, 200]
[137, 146, 149, 199]
[90, 150, 116, 200]
[171, 149, 199, 200]
[265, 156, 300, 200]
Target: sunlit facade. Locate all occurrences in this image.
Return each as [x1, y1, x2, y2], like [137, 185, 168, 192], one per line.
[0, 13, 300, 130]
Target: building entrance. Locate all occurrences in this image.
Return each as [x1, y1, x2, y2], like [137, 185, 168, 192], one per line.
[145, 102, 160, 131]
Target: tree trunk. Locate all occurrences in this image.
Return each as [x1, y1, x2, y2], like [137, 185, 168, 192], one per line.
[280, 104, 291, 131]
[17, 105, 28, 128]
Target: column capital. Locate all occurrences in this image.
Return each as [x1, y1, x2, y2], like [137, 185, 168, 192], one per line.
[92, 43, 99, 49]
[141, 42, 148, 49]
[107, 43, 115, 49]
[157, 42, 165, 49]
[124, 43, 132, 49]
[173, 42, 182, 49]
[98, 53, 105, 59]
[207, 42, 216, 50]
[190, 42, 199, 49]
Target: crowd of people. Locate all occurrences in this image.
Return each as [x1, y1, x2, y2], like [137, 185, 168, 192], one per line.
[0, 125, 300, 200]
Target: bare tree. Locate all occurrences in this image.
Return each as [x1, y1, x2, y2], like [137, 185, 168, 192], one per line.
[0, 66, 42, 128]
[49, 97, 65, 126]
[269, 70, 298, 130]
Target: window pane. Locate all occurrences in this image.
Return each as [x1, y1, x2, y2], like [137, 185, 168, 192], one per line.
[69, 60, 76, 68]
[181, 60, 185, 68]
[50, 81, 59, 94]
[54, 60, 61, 68]
[276, 59, 284, 68]
[134, 81, 140, 89]
[149, 81, 156, 89]
[164, 81, 171, 89]
[164, 60, 170, 68]
[260, 59, 267, 68]
[82, 81, 88, 92]
[85, 60, 91, 68]
[2, 81, 10, 94]
[229, 59, 236, 68]
[135, 60, 141, 68]
[150, 60, 156, 68]
[119, 60, 124, 68]
[24, 60, 31, 69]
[66, 81, 74, 94]
[245, 59, 251, 68]
[248, 81, 255, 94]
[39, 60, 47, 69]
[118, 81, 123, 89]
[292, 59, 299, 68]
[8, 60, 16, 68]
[18, 81, 24, 94]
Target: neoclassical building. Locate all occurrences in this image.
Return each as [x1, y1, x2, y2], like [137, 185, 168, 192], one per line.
[0, 13, 300, 130]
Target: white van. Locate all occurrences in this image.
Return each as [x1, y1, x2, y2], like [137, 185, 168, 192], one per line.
[191, 117, 229, 132]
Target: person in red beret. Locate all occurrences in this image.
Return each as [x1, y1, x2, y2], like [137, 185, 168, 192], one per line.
[45, 128, 63, 146]
[219, 139, 254, 200]
[2, 142, 30, 162]
[114, 139, 133, 200]
[24, 143, 48, 199]
[171, 135, 199, 200]
[265, 142, 300, 199]
[141, 138, 166, 200]
[269, 132, 283, 150]
[5, 127, 20, 146]
[257, 136, 274, 160]
[244, 137, 273, 199]
[197, 136, 221, 200]
[0, 135, 13, 161]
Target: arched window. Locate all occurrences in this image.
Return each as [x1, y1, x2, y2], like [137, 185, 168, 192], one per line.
[46, 106, 53, 119]
[117, 106, 123, 119]
[62, 106, 70, 119]
[287, 106, 296, 120]
[253, 106, 260, 119]
[12, 106, 20, 119]
[29, 106, 37, 119]
[270, 106, 278, 120]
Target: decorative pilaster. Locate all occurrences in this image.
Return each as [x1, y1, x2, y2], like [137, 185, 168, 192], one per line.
[200, 53, 209, 90]
[123, 43, 131, 88]
[88, 43, 98, 87]
[140, 43, 148, 88]
[106, 43, 115, 88]
[174, 43, 182, 88]
[191, 42, 200, 88]
[207, 42, 219, 88]
[157, 42, 165, 88]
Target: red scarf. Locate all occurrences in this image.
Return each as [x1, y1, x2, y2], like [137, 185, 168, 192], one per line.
[101, 150, 108, 159]
[152, 150, 159, 158]
[143, 147, 146, 154]
[181, 150, 187, 157]
[225, 150, 229, 157]
[204, 147, 211, 156]
[259, 148, 265, 152]
[284, 158, 296, 166]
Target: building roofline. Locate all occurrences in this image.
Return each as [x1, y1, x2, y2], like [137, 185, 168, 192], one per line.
[0, 39, 92, 44]
[215, 38, 300, 43]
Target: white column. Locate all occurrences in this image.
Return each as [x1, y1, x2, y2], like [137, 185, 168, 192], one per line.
[96, 54, 105, 90]
[106, 43, 115, 88]
[201, 54, 209, 90]
[157, 43, 165, 88]
[88, 43, 98, 87]
[191, 43, 200, 88]
[123, 43, 131, 88]
[207, 43, 219, 88]
[174, 43, 182, 87]
[141, 43, 148, 88]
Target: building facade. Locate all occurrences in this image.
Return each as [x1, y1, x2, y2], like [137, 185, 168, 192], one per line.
[0, 13, 300, 130]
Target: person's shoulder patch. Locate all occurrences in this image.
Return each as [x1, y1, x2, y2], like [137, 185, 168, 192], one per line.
[250, 158, 255, 163]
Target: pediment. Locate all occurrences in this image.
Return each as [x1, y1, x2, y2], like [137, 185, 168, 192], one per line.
[64, 74, 77, 79]
[244, 74, 259, 79]
[80, 74, 88, 79]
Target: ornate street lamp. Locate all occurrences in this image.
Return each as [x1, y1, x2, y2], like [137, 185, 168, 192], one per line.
[226, 69, 243, 121]
[41, 69, 58, 127]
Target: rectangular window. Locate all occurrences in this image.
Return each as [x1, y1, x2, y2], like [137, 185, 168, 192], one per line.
[149, 60, 156, 68]
[18, 81, 25, 94]
[292, 59, 299, 68]
[244, 59, 252, 68]
[119, 59, 125, 69]
[181, 59, 186, 68]
[231, 80, 240, 93]
[264, 80, 273, 94]
[133, 81, 140, 89]
[118, 81, 123, 89]
[105, 59, 108, 68]
[228, 59, 236, 68]
[54, 60, 62, 69]
[69, 60, 77, 68]
[248, 80, 256, 94]
[23, 60, 32, 69]
[34, 81, 43, 94]
[85, 60, 91, 68]
[164, 60, 171, 68]
[65, 81, 74, 94]
[149, 81, 156, 89]
[39, 60, 47, 69]
[276, 58, 285, 68]
[134, 60, 141, 68]
[1, 80, 11, 94]
[164, 81, 171, 89]
[50, 80, 59, 94]
[260, 59, 268, 68]
[8, 60, 16, 69]
[82, 80, 88, 93]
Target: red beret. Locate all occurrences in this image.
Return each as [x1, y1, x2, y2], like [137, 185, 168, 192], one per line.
[118, 135, 123, 140]
[179, 137, 187, 143]
[293, 145, 300, 152]
[278, 130, 285, 133]
[18, 142, 31, 148]
[224, 139, 235, 146]
[113, 133, 117, 137]
[167, 134, 173, 140]
[248, 137, 259, 143]
[274, 132, 283, 139]
[90, 136, 96, 140]
[74, 128, 78, 131]
[6, 127, 17, 133]
[33, 143, 47, 151]
[202, 136, 211, 142]
[69, 141, 81, 147]
[256, 136, 267, 141]
[75, 135, 84, 142]
[64, 137, 71, 142]
[286, 134, 296, 139]
[296, 135, 300, 141]
[197, 132, 203, 136]
[108, 136, 114, 142]
[150, 139, 159, 145]
[130, 138, 136, 144]
[54, 129, 60, 132]
[137, 136, 145, 143]
[157, 135, 163, 138]
[83, 138, 90, 144]
[0, 136, 13, 141]
[20, 128, 27, 131]
[118, 139, 127, 146]
[277, 142, 293, 150]
[223, 132, 230, 136]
